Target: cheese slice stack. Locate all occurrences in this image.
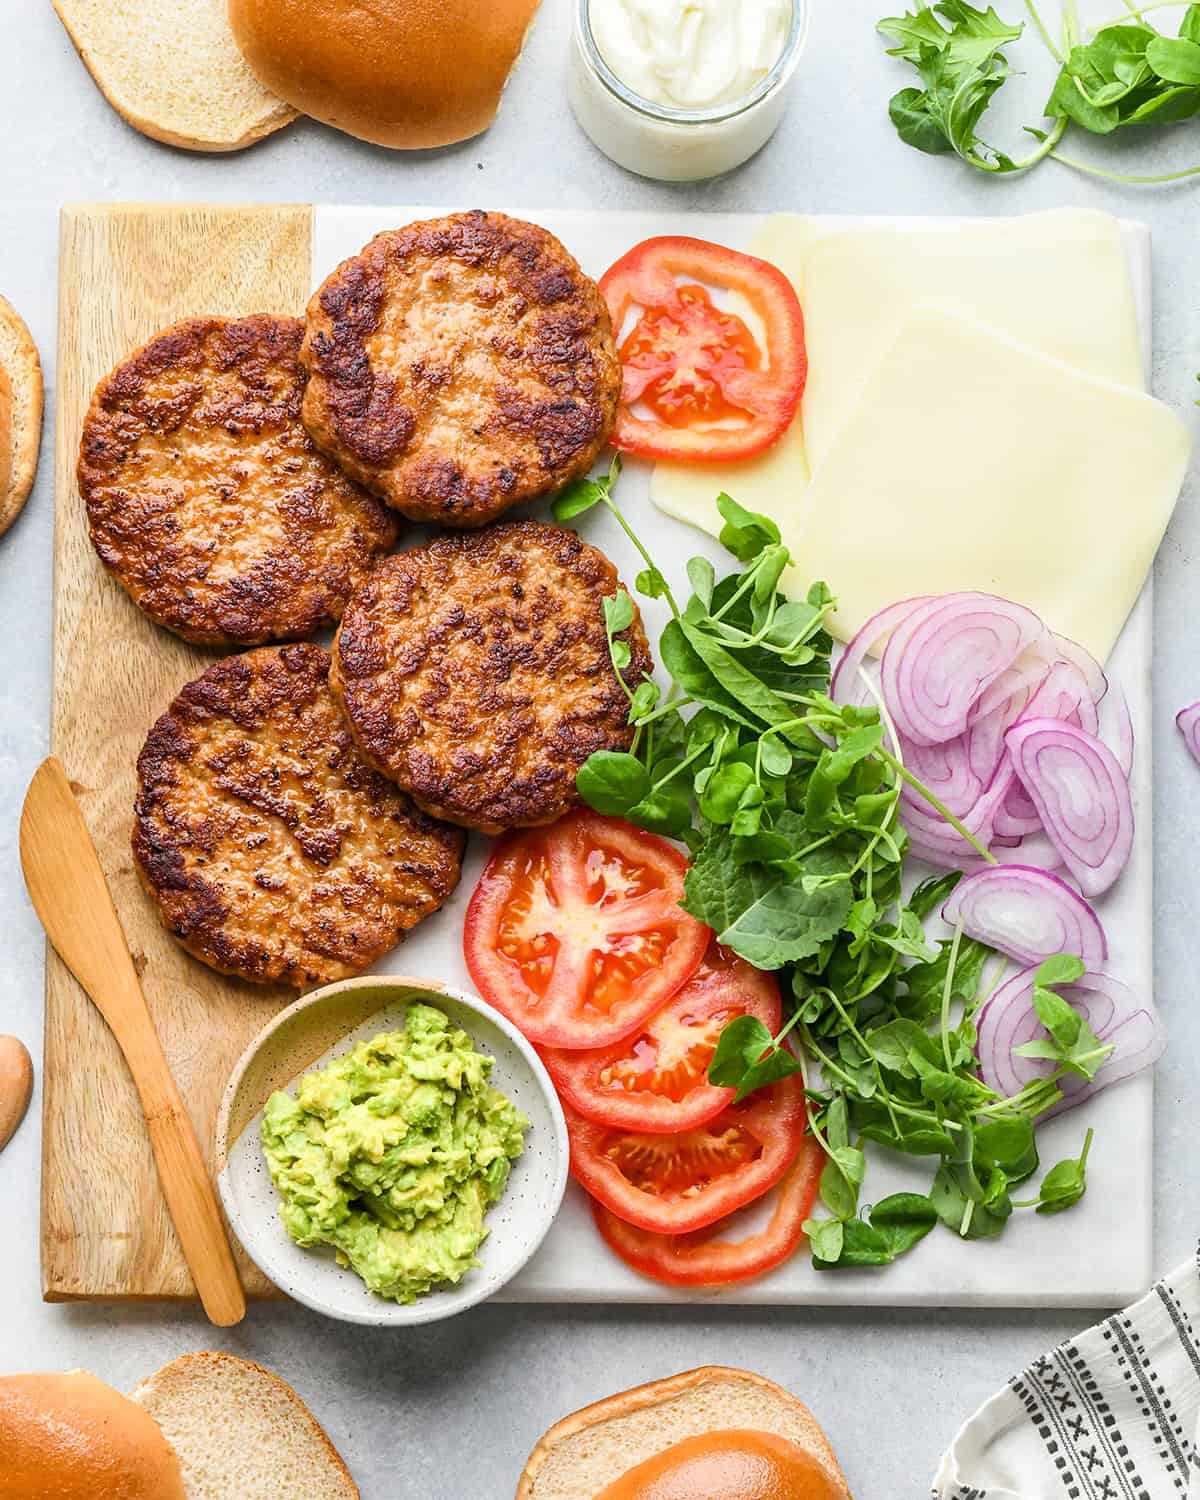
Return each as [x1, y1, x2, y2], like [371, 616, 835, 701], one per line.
[652, 208, 1192, 662]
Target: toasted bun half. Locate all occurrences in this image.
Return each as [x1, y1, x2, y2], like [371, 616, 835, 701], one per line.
[516, 1368, 851, 1500]
[228, 0, 543, 149]
[129, 1352, 359, 1499]
[0, 296, 42, 540]
[52, 0, 296, 152]
[0, 1371, 187, 1499]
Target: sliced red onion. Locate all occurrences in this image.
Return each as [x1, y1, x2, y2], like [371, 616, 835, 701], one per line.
[831, 596, 931, 708]
[992, 779, 1043, 840]
[942, 866, 1107, 969]
[1176, 701, 1200, 765]
[961, 833, 1064, 875]
[1050, 633, 1108, 705]
[968, 651, 1050, 728]
[881, 594, 1046, 748]
[1006, 718, 1134, 897]
[1020, 661, 1099, 737]
[976, 967, 1163, 1119]
[899, 734, 984, 819]
[1101, 687, 1134, 778]
[901, 759, 1015, 868]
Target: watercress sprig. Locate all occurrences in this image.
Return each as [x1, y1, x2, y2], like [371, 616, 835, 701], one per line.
[556, 464, 1112, 1272]
[878, 0, 1200, 182]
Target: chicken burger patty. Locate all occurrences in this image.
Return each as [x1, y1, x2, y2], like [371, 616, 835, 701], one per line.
[331, 521, 651, 833]
[80, 315, 399, 647]
[301, 212, 621, 527]
[133, 643, 464, 987]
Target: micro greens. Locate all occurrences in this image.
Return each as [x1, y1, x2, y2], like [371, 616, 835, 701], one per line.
[558, 466, 1112, 1271]
[877, 0, 1200, 181]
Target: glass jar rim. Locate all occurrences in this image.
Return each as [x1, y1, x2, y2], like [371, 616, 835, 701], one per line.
[575, 0, 809, 126]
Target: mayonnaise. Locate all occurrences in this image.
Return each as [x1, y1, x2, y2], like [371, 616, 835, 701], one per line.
[568, 0, 805, 182]
[589, 0, 791, 111]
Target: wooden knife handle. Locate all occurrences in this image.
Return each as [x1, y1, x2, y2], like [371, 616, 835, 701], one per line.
[20, 758, 246, 1327]
[123, 1024, 247, 1328]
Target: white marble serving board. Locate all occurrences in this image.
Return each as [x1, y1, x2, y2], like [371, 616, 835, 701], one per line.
[307, 207, 1157, 1307]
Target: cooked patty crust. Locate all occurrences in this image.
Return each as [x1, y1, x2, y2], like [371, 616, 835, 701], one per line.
[80, 315, 399, 647]
[330, 521, 652, 834]
[133, 643, 464, 987]
[300, 212, 621, 528]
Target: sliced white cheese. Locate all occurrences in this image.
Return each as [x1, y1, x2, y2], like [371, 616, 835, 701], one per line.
[650, 420, 809, 538]
[781, 304, 1191, 662]
[651, 210, 1143, 545]
[794, 208, 1144, 469]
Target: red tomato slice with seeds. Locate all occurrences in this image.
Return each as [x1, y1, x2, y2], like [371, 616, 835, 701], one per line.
[600, 236, 807, 464]
[592, 1135, 823, 1287]
[464, 811, 709, 1051]
[566, 1074, 808, 1235]
[540, 944, 781, 1133]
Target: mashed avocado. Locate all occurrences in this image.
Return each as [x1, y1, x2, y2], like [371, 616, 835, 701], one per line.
[261, 1003, 529, 1304]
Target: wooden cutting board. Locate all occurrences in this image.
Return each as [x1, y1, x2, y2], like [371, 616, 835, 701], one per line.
[45, 204, 313, 1301]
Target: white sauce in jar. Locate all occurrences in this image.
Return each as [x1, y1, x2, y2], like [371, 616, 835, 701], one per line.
[568, 0, 804, 182]
[589, 0, 791, 111]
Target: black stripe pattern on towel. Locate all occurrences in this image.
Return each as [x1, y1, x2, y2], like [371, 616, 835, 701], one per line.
[935, 1246, 1200, 1499]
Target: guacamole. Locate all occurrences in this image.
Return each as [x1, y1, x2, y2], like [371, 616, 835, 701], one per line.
[261, 1004, 529, 1304]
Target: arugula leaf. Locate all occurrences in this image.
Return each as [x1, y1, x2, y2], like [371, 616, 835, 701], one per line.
[683, 838, 854, 969]
[568, 461, 1107, 1282]
[878, 1, 1026, 171]
[882, 0, 1200, 180]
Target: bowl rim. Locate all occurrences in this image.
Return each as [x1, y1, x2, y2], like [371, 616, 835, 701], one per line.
[214, 973, 570, 1327]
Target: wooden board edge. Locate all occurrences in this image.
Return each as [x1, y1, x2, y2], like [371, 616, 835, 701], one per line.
[43, 201, 314, 1303]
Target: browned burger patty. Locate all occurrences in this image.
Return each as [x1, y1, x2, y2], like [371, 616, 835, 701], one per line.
[80, 315, 399, 647]
[300, 212, 621, 528]
[330, 521, 652, 834]
[133, 643, 464, 987]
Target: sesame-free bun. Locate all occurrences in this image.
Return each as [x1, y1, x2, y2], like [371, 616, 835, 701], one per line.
[52, 0, 296, 152]
[516, 1367, 851, 1500]
[227, 0, 543, 148]
[0, 1371, 187, 1499]
[129, 1352, 359, 1498]
[0, 295, 43, 540]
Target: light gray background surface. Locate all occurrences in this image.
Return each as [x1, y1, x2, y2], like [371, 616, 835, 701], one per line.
[1, 3, 1197, 1495]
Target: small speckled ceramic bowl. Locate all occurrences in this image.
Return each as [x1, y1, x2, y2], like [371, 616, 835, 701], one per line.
[214, 975, 568, 1327]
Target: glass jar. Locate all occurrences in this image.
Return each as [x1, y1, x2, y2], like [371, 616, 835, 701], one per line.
[568, 0, 808, 183]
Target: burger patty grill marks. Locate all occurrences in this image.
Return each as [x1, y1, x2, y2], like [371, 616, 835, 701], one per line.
[133, 644, 464, 987]
[80, 315, 398, 647]
[331, 520, 651, 834]
[301, 212, 621, 527]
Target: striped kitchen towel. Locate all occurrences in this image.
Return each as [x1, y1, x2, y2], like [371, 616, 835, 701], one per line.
[935, 1247, 1200, 1499]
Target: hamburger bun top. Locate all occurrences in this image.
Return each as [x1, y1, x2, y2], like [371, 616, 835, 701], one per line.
[516, 1368, 851, 1500]
[593, 1430, 848, 1499]
[227, 0, 543, 149]
[0, 1372, 187, 1499]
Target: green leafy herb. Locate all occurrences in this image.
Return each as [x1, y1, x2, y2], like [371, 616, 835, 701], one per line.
[1031, 1128, 1094, 1214]
[878, 1, 1200, 182]
[877, 1, 1062, 172]
[1012, 956, 1114, 1081]
[568, 463, 1104, 1273]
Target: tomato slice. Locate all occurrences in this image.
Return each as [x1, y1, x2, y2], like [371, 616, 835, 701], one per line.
[567, 1074, 807, 1235]
[592, 1136, 823, 1287]
[599, 236, 807, 464]
[464, 811, 710, 1050]
[541, 944, 781, 1133]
